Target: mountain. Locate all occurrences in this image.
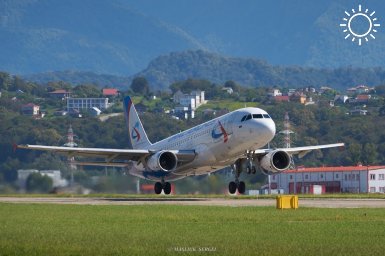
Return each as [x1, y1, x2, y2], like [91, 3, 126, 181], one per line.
[1, 0, 385, 76]
[0, 0, 205, 76]
[133, 50, 385, 91]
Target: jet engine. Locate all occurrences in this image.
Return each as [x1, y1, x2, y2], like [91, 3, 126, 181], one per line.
[146, 151, 178, 172]
[260, 150, 291, 175]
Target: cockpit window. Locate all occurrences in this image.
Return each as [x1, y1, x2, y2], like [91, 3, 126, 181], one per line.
[252, 114, 263, 119]
[263, 114, 271, 118]
[241, 115, 247, 122]
[245, 114, 252, 121]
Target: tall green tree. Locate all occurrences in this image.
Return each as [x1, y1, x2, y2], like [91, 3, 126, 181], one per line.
[26, 173, 53, 193]
[130, 77, 150, 95]
[362, 143, 378, 165]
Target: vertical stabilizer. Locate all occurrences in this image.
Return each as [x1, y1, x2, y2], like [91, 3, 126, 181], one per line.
[123, 96, 152, 149]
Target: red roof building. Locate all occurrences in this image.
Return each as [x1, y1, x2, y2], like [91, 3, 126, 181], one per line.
[274, 95, 290, 102]
[102, 88, 119, 96]
[270, 165, 385, 194]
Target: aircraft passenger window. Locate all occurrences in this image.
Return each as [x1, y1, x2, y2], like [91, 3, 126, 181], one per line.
[252, 114, 263, 119]
[241, 115, 247, 122]
[263, 114, 271, 118]
[245, 114, 252, 121]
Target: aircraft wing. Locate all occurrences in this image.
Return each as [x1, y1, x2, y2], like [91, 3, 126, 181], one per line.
[251, 143, 345, 158]
[17, 144, 196, 165]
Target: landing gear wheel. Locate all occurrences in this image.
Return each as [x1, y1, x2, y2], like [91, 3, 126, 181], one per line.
[251, 166, 257, 174]
[163, 182, 171, 195]
[238, 181, 246, 194]
[154, 182, 162, 194]
[229, 181, 237, 194]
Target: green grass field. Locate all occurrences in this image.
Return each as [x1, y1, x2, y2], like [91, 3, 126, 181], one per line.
[1, 203, 385, 256]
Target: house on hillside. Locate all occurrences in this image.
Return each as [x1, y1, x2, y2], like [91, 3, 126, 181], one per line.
[21, 103, 40, 116]
[222, 87, 234, 94]
[290, 92, 307, 104]
[355, 94, 371, 103]
[334, 95, 349, 104]
[49, 89, 71, 99]
[349, 109, 368, 116]
[268, 89, 282, 97]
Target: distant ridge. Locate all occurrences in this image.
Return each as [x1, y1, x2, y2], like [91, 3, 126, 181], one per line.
[23, 71, 132, 89]
[22, 50, 385, 91]
[132, 50, 385, 91]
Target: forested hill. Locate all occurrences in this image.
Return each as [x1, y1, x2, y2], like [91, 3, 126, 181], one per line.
[23, 50, 385, 91]
[133, 50, 385, 91]
[23, 71, 132, 89]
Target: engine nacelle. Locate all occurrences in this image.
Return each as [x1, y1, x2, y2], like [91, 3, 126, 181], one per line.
[260, 150, 291, 175]
[146, 151, 178, 172]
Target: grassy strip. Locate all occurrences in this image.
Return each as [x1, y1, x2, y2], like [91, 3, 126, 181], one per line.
[1, 193, 385, 199]
[0, 203, 385, 256]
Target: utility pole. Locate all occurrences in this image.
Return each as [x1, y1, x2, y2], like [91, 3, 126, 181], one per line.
[63, 124, 77, 186]
[279, 112, 294, 148]
[279, 112, 296, 193]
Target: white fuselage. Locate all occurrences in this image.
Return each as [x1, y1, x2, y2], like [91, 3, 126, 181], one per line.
[129, 107, 276, 181]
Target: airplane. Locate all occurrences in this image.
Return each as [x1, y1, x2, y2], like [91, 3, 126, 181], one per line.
[18, 96, 344, 194]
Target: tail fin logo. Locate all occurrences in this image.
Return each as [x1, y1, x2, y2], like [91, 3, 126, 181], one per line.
[211, 121, 228, 143]
[131, 122, 141, 142]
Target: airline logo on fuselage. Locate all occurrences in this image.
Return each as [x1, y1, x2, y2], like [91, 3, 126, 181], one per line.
[131, 121, 141, 142]
[211, 121, 228, 143]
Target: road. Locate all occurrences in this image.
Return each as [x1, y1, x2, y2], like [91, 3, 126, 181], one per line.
[1, 197, 385, 208]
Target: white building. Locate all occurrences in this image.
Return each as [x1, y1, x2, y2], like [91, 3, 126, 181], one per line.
[271, 165, 385, 194]
[268, 89, 282, 97]
[180, 98, 196, 110]
[67, 98, 109, 112]
[173, 90, 205, 110]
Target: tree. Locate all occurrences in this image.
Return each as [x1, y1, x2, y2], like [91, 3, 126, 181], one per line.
[130, 77, 150, 95]
[73, 84, 101, 98]
[362, 143, 378, 165]
[349, 143, 362, 165]
[0, 72, 11, 91]
[26, 172, 53, 193]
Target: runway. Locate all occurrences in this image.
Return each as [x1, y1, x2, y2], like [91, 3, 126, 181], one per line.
[1, 196, 385, 208]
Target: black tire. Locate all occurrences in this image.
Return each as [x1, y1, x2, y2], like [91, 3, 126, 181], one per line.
[164, 182, 172, 195]
[238, 181, 246, 194]
[251, 166, 257, 174]
[154, 182, 163, 194]
[229, 181, 237, 194]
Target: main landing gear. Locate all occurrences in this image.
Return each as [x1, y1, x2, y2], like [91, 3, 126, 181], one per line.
[154, 181, 171, 195]
[228, 180, 246, 194]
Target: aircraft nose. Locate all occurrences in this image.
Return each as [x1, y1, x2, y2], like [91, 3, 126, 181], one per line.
[258, 119, 276, 140]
